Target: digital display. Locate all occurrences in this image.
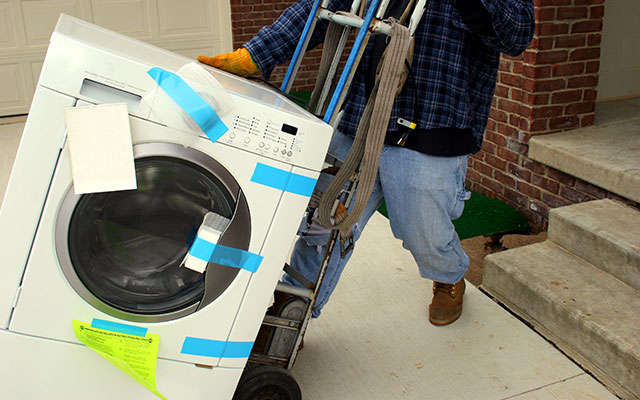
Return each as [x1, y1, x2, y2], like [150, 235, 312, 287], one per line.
[281, 123, 298, 136]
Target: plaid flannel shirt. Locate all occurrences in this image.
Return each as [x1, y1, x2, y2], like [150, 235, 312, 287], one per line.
[245, 0, 534, 154]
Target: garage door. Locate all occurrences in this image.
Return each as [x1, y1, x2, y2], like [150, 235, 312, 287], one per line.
[0, 0, 232, 116]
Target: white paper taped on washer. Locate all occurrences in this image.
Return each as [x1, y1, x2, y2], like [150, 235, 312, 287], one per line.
[182, 211, 231, 273]
[64, 102, 137, 195]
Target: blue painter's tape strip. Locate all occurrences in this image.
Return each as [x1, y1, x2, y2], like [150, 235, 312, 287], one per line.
[91, 318, 147, 337]
[188, 237, 263, 273]
[181, 337, 254, 358]
[251, 163, 290, 192]
[147, 67, 228, 142]
[250, 163, 316, 197]
[287, 173, 318, 196]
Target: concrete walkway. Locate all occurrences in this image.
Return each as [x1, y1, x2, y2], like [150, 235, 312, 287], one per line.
[293, 213, 617, 399]
[0, 119, 618, 399]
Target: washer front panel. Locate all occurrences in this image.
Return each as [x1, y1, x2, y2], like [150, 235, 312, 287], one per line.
[55, 143, 250, 322]
[0, 89, 76, 328]
[8, 117, 292, 365]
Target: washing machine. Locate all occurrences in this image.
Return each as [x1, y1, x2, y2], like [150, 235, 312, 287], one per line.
[0, 14, 332, 399]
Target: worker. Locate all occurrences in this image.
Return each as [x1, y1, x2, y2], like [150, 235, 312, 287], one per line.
[199, 0, 535, 326]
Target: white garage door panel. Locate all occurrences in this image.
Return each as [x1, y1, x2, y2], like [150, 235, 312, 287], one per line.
[0, 3, 17, 49]
[0, 63, 28, 112]
[92, 0, 151, 38]
[0, 0, 233, 116]
[30, 60, 43, 86]
[158, 0, 213, 36]
[22, 0, 91, 47]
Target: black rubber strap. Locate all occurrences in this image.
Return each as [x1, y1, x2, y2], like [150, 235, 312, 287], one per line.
[365, 0, 413, 97]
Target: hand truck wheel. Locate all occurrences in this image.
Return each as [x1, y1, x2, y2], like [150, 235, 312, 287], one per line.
[232, 365, 301, 400]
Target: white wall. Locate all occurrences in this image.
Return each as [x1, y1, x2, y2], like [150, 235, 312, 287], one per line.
[597, 0, 640, 100]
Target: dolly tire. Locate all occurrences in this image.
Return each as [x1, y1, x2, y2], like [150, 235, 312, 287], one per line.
[233, 365, 301, 400]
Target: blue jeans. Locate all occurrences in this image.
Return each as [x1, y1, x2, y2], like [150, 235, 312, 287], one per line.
[283, 131, 471, 317]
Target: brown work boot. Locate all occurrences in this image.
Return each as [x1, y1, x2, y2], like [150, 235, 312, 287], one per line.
[429, 278, 466, 326]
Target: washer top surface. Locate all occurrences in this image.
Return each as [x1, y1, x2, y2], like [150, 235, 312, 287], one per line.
[40, 15, 333, 171]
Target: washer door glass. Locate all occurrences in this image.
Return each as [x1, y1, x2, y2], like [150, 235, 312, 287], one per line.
[67, 156, 235, 315]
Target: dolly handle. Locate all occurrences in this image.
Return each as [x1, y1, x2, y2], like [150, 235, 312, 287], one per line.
[280, 0, 324, 93]
[322, 0, 382, 123]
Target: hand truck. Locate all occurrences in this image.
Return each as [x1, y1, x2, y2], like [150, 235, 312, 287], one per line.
[232, 0, 427, 398]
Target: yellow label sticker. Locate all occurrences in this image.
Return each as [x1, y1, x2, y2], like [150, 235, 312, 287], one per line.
[72, 320, 168, 400]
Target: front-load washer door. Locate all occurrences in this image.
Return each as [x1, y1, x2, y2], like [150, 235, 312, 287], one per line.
[55, 142, 251, 322]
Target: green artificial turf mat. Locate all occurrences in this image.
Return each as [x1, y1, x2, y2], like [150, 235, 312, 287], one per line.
[290, 91, 312, 109]
[378, 191, 529, 240]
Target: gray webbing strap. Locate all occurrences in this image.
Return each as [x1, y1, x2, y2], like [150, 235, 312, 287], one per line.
[309, 21, 346, 114]
[317, 21, 411, 232]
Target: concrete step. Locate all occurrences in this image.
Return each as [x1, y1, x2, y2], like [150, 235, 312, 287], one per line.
[528, 117, 640, 204]
[482, 241, 640, 400]
[548, 199, 640, 290]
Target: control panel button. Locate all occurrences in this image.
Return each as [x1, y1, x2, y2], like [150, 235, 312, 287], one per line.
[273, 147, 279, 153]
[265, 144, 271, 150]
[287, 151, 293, 157]
[244, 137, 251, 144]
[281, 149, 287, 155]
[259, 142, 265, 148]
[229, 132, 236, 139]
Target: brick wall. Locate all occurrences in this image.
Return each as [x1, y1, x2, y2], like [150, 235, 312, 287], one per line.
[464, 0, 637, 231]
[231, 0, 637, 231]
[230, 0, 322, 91]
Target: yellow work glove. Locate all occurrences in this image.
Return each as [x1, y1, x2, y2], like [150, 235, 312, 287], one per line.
[197, 48, 259, 76]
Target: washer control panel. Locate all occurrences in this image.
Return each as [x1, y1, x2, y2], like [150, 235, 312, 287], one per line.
[223, 113, 308, 165]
